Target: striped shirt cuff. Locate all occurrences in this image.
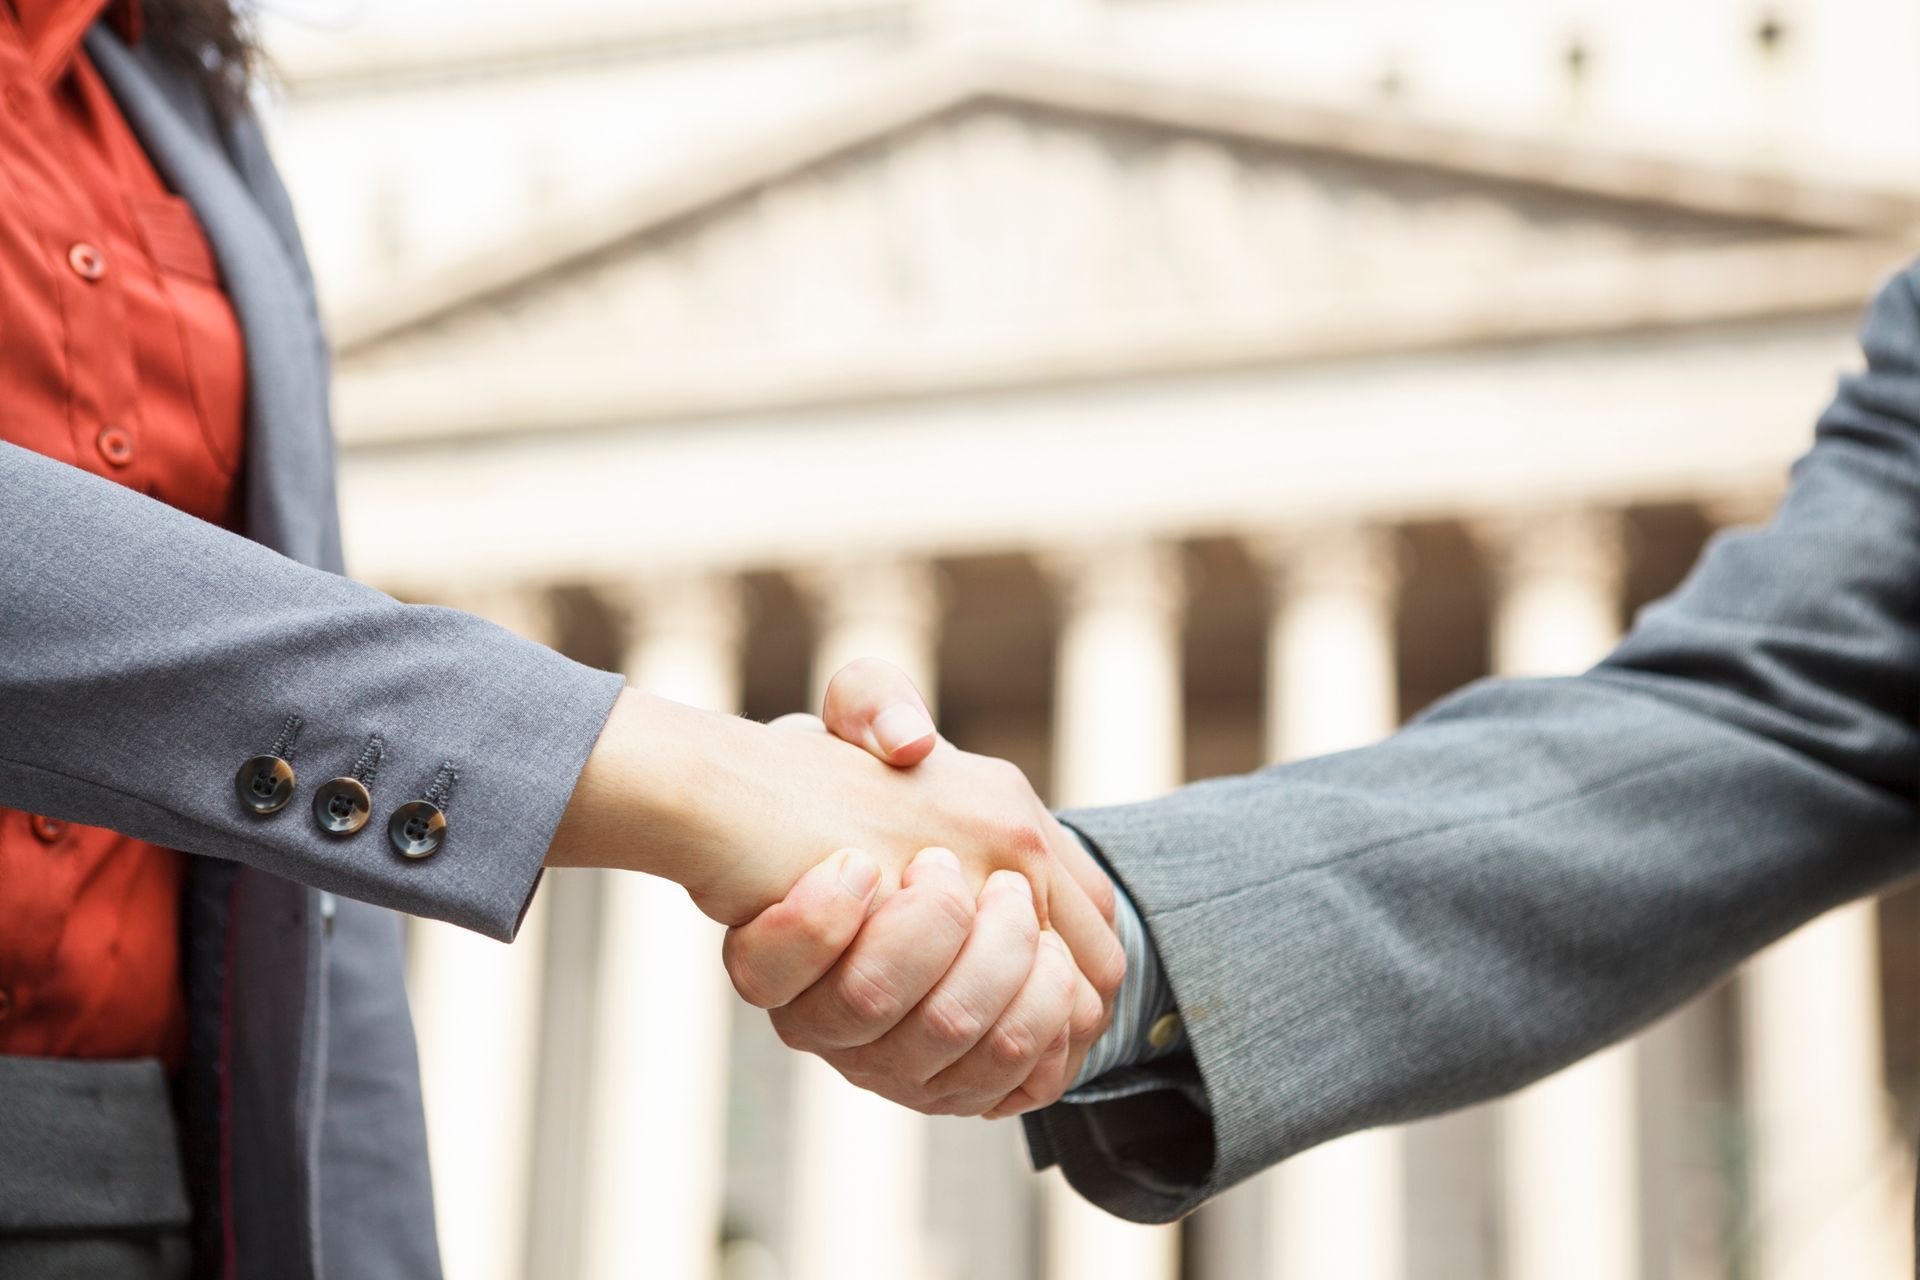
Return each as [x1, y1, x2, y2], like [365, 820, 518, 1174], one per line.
[1061, 836, 1187, 1104]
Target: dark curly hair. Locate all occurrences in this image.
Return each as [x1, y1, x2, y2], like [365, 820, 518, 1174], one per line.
[141, 0, 257, 114]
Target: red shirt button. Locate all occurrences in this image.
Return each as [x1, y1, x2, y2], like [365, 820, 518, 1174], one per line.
[96, 424, 134, 467]
[29, 815, 65, 843]
[67, 242, 105, 281]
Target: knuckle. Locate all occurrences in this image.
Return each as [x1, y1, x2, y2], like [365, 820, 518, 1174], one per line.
[835, 960, 907, 1032]
[988, 756, 1032, 792]
[1059, 956, 1091, 1008]
[723, 947, 777, 1010]
[911, 880, 975, 940]
[981, 811, 1050, 879]
[987, 1020, 1038, 1070]
[920, 990, 987, 1050]
[1068, 989, 1105, 1043]
[990, 891, 1040, 944]
[898, 882, 975, 940]
[793, 902, 849, 954]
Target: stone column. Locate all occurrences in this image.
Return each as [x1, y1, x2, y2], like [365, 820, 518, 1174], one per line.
[1741, 904, 1902, 1279]
[576, 574, 746, 1280]
[1712, 488, 1907, 1280]
[1482, 512, 1640, 1280]
[789, 559, 940, 1280]
[406, 587, 557, 1280]
[1046, 541, 1186, 1280]
[1254, 526, 1406, 1280]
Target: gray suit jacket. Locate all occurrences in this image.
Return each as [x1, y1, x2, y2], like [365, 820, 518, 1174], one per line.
[1029, 263, 1920, 1221]
[0, 30, 622, 1279]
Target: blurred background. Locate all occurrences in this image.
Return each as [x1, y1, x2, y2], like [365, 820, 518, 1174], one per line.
[252, 1, 1920, 1277]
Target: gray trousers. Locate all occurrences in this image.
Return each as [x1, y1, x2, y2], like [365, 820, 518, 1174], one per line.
[0, 1056, 192, 1280]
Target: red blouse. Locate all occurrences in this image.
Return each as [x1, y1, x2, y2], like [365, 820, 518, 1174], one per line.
[0, 0, 247, 1067]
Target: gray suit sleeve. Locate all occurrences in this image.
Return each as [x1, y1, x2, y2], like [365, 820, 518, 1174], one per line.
[1023, 262, 1920, 1223]
[0, 441, 624, 940]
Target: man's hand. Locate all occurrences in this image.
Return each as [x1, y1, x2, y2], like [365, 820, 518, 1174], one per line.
[543, 659, 1124, 1112]
[720, 659, 1125, 1117]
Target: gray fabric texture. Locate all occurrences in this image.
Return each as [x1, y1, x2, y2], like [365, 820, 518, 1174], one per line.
[0, 27, 623, 1280]
[0, 1056, 189, 1233]
[315, 896, 445, 1280]
[0, 1233, 192, 1280]
[1025, 261, 1920, 1223]
[0, 440, 622, 938]
[0, 1056, 191, 1278]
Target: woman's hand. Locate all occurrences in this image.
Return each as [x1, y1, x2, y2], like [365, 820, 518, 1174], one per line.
[543, 677, 1123, 1010]
[724, 658, 1128, 1117]
[544, 660, 1125, 1115]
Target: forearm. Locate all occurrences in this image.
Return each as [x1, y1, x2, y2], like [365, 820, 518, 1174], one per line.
[1027, 261, 1920, 1222]
[0, 441, 621, 939]
[543, 690, 839, 907]
[1042, 674, 1917, 1222]
[544, 690, 730, 885]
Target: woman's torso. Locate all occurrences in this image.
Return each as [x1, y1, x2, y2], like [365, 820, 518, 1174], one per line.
[0, 0, 245, 1066]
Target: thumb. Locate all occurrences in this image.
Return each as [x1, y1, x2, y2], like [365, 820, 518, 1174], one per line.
[822, 656, 939, 767]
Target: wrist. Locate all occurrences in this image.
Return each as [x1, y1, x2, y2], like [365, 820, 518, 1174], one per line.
[543, 686, 742, 891]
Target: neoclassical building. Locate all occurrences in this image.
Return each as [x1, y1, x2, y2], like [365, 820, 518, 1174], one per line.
[257, 4, 1920, 1279]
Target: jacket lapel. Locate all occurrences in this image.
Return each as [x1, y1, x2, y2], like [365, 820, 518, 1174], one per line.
[84, 26, 342, 572]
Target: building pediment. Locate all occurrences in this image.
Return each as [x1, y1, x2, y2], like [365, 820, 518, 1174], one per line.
[331, 47, 1915, 437]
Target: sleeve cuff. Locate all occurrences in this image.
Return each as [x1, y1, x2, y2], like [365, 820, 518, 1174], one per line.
[1059, 826, 1203, 1109]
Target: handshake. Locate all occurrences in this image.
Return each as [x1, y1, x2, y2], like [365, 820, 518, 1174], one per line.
[546, 656, 1128, 1118]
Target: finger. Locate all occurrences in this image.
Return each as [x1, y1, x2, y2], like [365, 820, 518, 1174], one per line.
[926, 930, 1077, 1114]
[985, 1023, 1073, 1118]
[822, 656, 938, 767]
[722, 848, 881, 1009]
[1050, 822, 1118, 926]
[771, 847, 973, 1053]
[844, 870, 1041, 1086]
[767, 712, 828, 735]
[1044, 860, 1128, 1007]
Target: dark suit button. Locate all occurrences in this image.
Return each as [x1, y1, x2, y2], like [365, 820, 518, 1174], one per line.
[29, 814, 65, 843]
[236, 755, 296, 813]
[389, 801, 446, 859]
[313, 777, 372, 836]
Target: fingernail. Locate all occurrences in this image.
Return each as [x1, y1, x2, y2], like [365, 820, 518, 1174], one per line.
[872, 703, 935, 756]
[913, 846, 962, 873]
[986, 870, 1033, 901]
[838, 850, 880, 899]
